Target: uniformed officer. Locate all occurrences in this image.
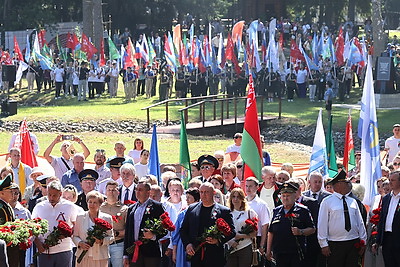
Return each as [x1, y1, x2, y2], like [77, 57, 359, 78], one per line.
[76, 169, 98, 211]
[266, 182, 315, 267]
[0, 174, 20, 267]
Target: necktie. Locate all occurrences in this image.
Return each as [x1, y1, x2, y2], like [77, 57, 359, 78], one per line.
[124, 188, 130, 202]
[342, 196, 351, 232]
[312, 193, 317, 199]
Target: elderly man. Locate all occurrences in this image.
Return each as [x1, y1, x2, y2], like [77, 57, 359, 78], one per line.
[32, 181, 78, 267]
[119, 163, 138, 204]
[197, 155, 219, 182]
[257, 166, 281, 210]
[180, 182, 235, 267]
[43, 134, 90, 179]
[318, 170, 367, 267]
[98, 157, 125, 195]
[245, 177, 270, 267]
[7, 147, 32, 194]
[61, 153, 85, 192]
[94, 149, 111, 186]
[76, 169, 98, 211]
[123, 180, 165, 267]
[100, 180, 128, 267]
[303, 171, 331, 204]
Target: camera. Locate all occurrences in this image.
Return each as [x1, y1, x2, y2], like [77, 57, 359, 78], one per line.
[62, 135, 74, 140]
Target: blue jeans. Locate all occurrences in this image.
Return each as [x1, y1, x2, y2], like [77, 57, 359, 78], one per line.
[109, 242, 124, 267]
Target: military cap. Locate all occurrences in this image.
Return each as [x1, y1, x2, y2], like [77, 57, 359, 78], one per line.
[0, 175, 13, 191]
[278, 181, 299, 194]
[197, 155, 219, 169]
[108, 157, 125, 169]
[78, 169, 99, 181]
[37, 174, 52, 187]
[327, 170, 349, 185]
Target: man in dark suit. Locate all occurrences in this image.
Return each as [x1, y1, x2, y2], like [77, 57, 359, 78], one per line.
[374, 170, 400, 267]
[180, 182, 236, 267]
[303, 171, 331, 204]
[119, 163, 138, 204]
[123, 180, 165, 267]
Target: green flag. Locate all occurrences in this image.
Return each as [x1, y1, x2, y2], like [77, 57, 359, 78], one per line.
[147, 37, 156, 65]
[56, 35, 68, 62]
[75, 48, 87, 60]
[108, 37, 120, 60]
[179, 112, 191, 189]
[326, 115, 338, 177]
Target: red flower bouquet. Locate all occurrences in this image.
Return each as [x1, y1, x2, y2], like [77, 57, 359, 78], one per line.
[188, 218, 232, 260]
[77, 218, 112, 263]
[227, 217, 258, 254]
[126, 212, 176, 263]
[34, 220, 73, 257]
[367, 207, 382, 251]
[354, 240, 366, 249]
[124, 200, 136, 205]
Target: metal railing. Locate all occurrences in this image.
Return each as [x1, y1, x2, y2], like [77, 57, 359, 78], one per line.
[141, 94, 227, 128]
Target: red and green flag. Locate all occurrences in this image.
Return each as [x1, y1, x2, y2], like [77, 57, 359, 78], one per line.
[241, 74, 263, 182]
[179, 112, 191, 189]
[343, 110, 356, 172]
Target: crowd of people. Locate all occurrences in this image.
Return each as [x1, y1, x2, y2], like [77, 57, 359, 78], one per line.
[1, 17, 399, 108]
[0, 123, 400, 267]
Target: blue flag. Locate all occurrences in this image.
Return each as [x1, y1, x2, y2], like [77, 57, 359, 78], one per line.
[309, 109, 329, 179]
[358, 56, 381, 206]
[149, 124, 161, 185]
[25, 35, 31, 62]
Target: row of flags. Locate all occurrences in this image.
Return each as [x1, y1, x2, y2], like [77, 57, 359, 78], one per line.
[309, 55, 381, 207]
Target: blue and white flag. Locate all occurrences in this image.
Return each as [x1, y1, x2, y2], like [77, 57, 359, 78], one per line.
[358, 56, 381, 207]
[309, 109, 329, 179]
[149, 124, 161, 185]
[25, 35, 31, 62]
[347, 42, 362, 66]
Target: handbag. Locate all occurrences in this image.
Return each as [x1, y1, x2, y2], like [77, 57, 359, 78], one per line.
[251, 237, 261, 266]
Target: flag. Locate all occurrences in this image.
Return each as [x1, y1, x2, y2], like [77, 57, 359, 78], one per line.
[31, 33, 41, 61]
[56, 35, 67, 62]
[125, 37, 138, 68]
[14, 61, 29, 86]
[335, 28, 345, 66]
[147, 37, 156, 65]
[99, 38, 106, 66]
[290, 39, 305, 64]
[312, 33, 319, 65]
[25, 35, 31, 62]
[225, 33, 241, 75]
[81, 33, 98, 60]
[179, 112, 191, 189]
[66, 32, 80, 50]
[309, 109, 329, 179]
[241, 74, 263, 182]
[108, 36, 120, 60]
[173, 24, 181, 54]
[232, 21, 245, 45]
[37, 30, 46, 48]
[34, 51, 53, 70]
[343, 110, 356, 172]
[149, 124, 161, 185]
[13, 119, 38, 169]
[13, 36, 24, 61]
[358, 56, 381, 207]
[326, 115, 338, 177]
[347, 42, 362, 66]
[164, 33, 177, 72]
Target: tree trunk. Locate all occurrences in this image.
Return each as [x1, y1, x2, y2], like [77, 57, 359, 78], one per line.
[82, 0, 94, 40]
[371, 0, 387, 60]
[347, 0, 356, 22]
[93, 0, 103, 51]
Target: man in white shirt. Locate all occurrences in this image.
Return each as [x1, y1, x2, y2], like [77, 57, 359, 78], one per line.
[98, 157, 124, 195]
[318, 170, 367, 267]
[384, 124, 400, 164]
[32, 181, 78, 267]
[8, 147, 32, 194]
[296, 65, 308, 98]
[54, 64, 65, 99]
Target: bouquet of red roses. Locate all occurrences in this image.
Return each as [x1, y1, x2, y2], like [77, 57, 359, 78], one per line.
[77, 218, 112, 263]
[188, 218, 232, 260]
[227, 217, 258, 254]
[34, 220, 73, 257]
[367, 207, 381, 251]
[126, 212, 175, 263]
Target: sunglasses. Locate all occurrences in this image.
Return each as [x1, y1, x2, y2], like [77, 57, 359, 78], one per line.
[200, 165, 212, 170]
[393, 162, 400, 166]
[234, 136, 242, 139]
[237, 165, 243, 168]
[96, 149, 105, 153]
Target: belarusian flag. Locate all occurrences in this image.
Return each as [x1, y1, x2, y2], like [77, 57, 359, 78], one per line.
[179, 112, 191, 189]
[326, 115, 338, 177]
[241, 74, 263, 182]
[343, 110, 356, 172]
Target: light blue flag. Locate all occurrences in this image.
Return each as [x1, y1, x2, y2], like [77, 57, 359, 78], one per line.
[304, 52, 319, 71]
[347, 42, 362, 66]
[248, 20, 259, 49]
[358, 56, 381, 206]
[327, 36, 336, 63]
[312, 33, 319, 64]
[309, 109, 329, 179]
[34, 51, 54, 70]
[25, 35, 31, 62]
[149, 124, 161, 185]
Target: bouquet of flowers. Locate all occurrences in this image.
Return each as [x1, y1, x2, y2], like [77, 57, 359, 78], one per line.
[126, 212, 175, 263]
[227, 217, 258, 254]
[33, 220, 73, 257]
[124, 200, 136, 206]
[285, 213, 304, 261]
[0, 218, 48, 250]
[188, 218, 232, 260]
[367, 207, 381, 251]
[77, 218, 112, 263]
